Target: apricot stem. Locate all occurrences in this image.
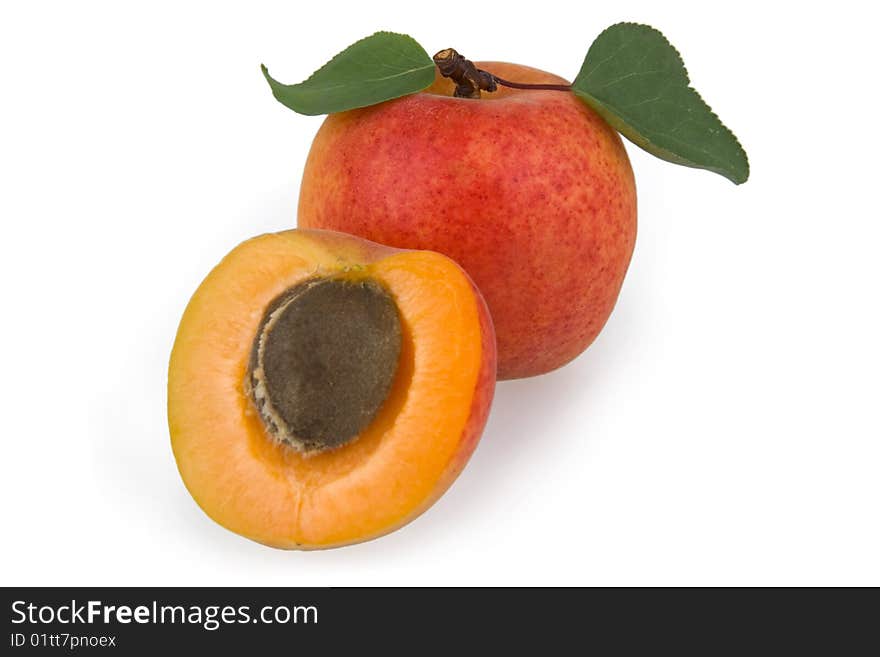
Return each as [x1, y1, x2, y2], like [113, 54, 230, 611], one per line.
[433, 48, 571, 98]
[490, 76, 572, 92]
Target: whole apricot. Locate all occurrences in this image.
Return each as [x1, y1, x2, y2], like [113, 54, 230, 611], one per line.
[298, 63, 637, 379]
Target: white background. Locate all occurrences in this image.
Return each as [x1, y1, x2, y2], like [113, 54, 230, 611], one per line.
[2, 1, 878, 586]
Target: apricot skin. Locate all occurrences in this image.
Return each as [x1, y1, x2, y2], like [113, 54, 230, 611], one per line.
[298, 63, 637, 379]
[168, 229, 495, 549]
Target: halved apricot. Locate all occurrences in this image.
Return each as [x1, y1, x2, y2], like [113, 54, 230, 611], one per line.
[168, 229, 496, 549]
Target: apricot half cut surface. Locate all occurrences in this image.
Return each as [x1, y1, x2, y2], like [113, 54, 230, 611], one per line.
[168, 229, 496, 549]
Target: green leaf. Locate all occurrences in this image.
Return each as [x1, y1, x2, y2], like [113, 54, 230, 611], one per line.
[572, 23, 749, 184]
[262, 31, 435, 116]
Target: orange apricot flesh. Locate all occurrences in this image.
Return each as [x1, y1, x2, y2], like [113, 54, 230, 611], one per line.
[168, 229, 496, 549]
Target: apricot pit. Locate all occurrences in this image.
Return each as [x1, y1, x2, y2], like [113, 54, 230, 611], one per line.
[247, 277, 402, 453]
